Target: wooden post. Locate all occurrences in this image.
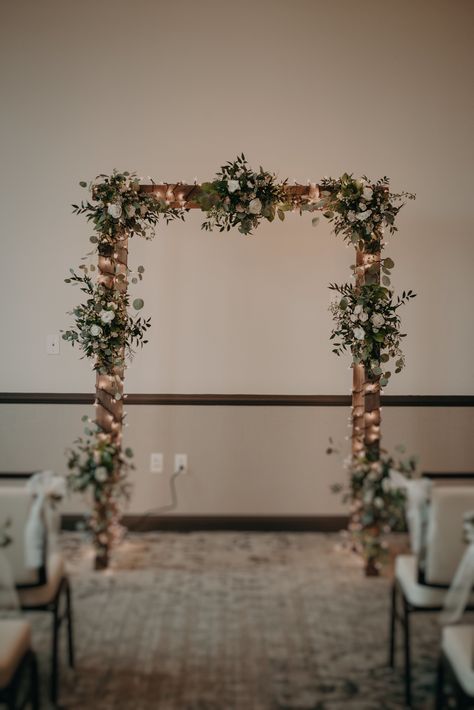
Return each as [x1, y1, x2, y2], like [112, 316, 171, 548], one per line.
[352, 249, 366, 458]
[93, 234, 128, 569]
[363, 249, 381, 462]
[355, 245, 382, 576]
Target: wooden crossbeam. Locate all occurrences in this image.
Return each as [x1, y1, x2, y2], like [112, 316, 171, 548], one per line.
[139, 183, 320, 209]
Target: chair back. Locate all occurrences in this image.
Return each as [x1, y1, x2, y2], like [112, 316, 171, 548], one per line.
[0, 488, 46, 587]
[422, 485, 474, 585]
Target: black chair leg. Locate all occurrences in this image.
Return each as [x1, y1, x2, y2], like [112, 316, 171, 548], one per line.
[65, 578, 75, 669]
[30, 650, 40, 710]
[389, 581, 397, 668]
[50, 600, 60, 704]
[435, 654, 444, 710]
[403, 598, 412, 708]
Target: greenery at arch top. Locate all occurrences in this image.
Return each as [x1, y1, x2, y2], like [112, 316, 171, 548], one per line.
[64, 159, 415, 567]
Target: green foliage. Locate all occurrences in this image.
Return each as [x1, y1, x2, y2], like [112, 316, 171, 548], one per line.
[62, 270, 151, 375]
[66, 422, 133, 504]
[72, 170, 186, 250]
[331, 447, 418, 568]
[318, 173, 415, 254]
[198, 154, 289, 235]
[329, 282, 416, 382]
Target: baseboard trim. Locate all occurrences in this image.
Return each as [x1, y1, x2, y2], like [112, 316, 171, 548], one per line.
[1, 392, 473, 406]
[61, 514, 349, 533]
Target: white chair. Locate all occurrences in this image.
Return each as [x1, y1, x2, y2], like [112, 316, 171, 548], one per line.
[0, 486, 74, 704]
[0, 619, 39, 709]
[389, 480, 474, 708]
[436, 625, 474, 708]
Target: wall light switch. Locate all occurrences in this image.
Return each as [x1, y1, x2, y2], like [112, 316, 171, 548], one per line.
[150, 453, 163, 474]
[46, 334, 60, 355]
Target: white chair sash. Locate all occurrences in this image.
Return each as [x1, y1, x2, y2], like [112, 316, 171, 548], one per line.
[24, 471, 65, 569]
[388, 470, 431, 554]
[441, 514, 474, 625]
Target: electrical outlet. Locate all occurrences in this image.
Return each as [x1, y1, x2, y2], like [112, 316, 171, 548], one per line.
[46, 334, 60, 355]
[150, 453, 163, 474]
[174, 454, 188, 473]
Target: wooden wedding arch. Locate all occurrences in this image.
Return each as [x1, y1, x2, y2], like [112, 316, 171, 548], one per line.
[67, 166, 413, 571]
[96, 181, 377, 472]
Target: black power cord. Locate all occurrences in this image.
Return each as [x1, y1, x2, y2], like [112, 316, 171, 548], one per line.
[126, 464, 185, 534]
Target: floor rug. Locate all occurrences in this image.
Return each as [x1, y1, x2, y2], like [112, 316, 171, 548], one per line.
[28, 532, 440, 709]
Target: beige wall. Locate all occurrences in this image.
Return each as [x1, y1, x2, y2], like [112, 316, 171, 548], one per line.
[1, 404, 473, 515]
[0, 0, 473, 513]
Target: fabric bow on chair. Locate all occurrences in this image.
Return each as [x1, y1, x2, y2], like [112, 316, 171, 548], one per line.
[24, 471, 66, 570]
[387, 470, 431, 554]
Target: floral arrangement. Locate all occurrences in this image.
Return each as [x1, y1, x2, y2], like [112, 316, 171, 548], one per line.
[329, 282, 416, 384]
[66, 417, 133, 559]
[66, 416, 133, 498]
[62, 270, 150, 386]
[331, 447, 417, 573]
[198, 154, 289, 235]
[320, 172, 416, 573]
[64, 171, 183, 567]
[73, 171, 186, 248]
[318, 173, 415, 253]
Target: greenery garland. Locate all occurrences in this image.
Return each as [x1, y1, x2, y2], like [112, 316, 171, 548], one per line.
[197, 154, 289, 235]
[329, 282, 416, 383]
[330, 446, 417, 573]
[318, 173, 415, 253]
[64, 171, 185, 560]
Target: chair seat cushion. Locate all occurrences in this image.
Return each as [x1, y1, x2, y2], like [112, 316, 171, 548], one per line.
[396, 554, 474, 608]
[0, 619, 31, 688]
[442, 625, 474, 696]
[18, 551, 64, 607]
[396, 554, 448, 607]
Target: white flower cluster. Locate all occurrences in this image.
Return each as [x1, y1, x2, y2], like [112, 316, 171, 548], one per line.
[107, 201, 148, 221]
[349, 303, 385, 341]
[225, 175, 265, 216]
[344, 182, 381, 236]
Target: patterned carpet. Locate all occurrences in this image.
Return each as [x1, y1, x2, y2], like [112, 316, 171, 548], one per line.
[27, 532, 441, 709]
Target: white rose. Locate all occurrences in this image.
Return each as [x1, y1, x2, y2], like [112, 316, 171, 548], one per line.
[350, 314, 358, 322]
[95, 466, 108, 482]
[362, 187, 373, 201]
[126, 204, 136, 218]
[354, 304, 363, 315]
[371, 313, 385, 328]
[353, 327, 365, 340]
[107, 202, 122, 219]
[227, 180, 240, 193]
[346, 211, 357, 223]
[90, 324, 102, 337]
[100, 309, 115, 324]
[374, 497, 384, 508]
[357, 210, 371, 221]
[382, 478, 392, 492]
[359, 311, 368, 322]
[248, 198, 262, 215]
